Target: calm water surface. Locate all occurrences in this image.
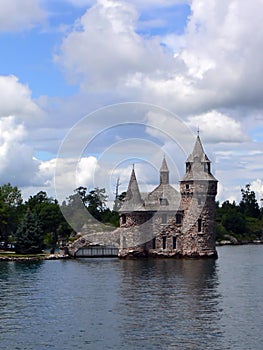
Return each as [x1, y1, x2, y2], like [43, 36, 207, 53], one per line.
[0, 245, 263, 350]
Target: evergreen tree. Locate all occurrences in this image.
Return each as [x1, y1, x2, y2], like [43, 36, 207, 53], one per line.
[15, 210, 44, 254]
[240, 184, 261, 218]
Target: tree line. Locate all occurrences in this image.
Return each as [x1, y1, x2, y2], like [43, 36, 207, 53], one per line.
[0, 182, 262, 254]
[0, 184, 123, 254]
[216, 184, 263, 242]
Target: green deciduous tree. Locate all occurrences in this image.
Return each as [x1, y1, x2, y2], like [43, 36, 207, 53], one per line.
[0, 183, 23, 247]
[25, 191, 71, 245]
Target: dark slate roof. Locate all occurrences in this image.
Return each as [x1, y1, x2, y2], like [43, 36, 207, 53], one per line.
[119, 167, 144, 212]
[186, 135, 211, 163]
[182, 135, 217, 182]
[160, 157, 169, 172]
[144, 183, 180, 211]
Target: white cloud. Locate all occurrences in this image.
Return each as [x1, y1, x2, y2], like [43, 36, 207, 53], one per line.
[76, 156, 99, 186]
[0, 75, 43, 120]
[54, 0, 263, 116]
[0, 116, 39, 186]
[0, 0, 46, 32]
[55, 0, 173, 89]
[251, 179, 263, 203]
[186, 111, 249, 143]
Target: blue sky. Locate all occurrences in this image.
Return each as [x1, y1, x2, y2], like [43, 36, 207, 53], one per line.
[0, 0, 263, 205]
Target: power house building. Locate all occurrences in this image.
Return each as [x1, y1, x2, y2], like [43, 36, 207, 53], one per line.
[118, 135, 218, 258]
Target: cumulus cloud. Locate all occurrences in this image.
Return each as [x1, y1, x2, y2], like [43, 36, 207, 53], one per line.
[251, 179, 263, 203]
[55, 0, 174, 89]
[0, 0, 46, 32]
[0, 116, 39, 186]
[76, 156, 99, 186]
[54, 0, 263, 115]
[0, 75, 43, 120]
[186, 111, 249, 143]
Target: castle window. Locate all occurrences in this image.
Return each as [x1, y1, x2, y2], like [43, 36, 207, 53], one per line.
[186, 184, 189, 190]
[121, 215, 126, 224]
[176, 213, 181, 224]
[173, 236, 177, 249]
[198, 218, 202, 232]
[152, 237, 156, 249]
[160, 198, 168, 206]
[162, 214, 167, 224]
[162, 236, 166, 249]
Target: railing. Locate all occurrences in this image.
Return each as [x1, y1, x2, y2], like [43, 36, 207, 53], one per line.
[75, 246, 119, 257]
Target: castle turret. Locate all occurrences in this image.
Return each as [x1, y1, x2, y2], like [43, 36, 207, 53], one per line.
[179, 134, 218, 257]
[124, 166, 143, 207]
[119, 165, 146, 227]
[160, 156, 169, 184]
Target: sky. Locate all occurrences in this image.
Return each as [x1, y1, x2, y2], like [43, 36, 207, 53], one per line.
[0, 0, 263, 207]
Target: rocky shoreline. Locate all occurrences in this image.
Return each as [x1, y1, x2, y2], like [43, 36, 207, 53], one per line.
[0, 253, 70, 262]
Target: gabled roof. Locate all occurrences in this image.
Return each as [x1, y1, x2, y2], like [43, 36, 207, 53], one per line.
[144, 183, 180, 211]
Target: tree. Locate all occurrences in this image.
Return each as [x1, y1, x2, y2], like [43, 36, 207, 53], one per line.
[216, 200, 247, 238]
[25, 191, 71, 245]
[15, 210, 44, 254]
[0, 183, 23, 247]
[240, 184, 261, 218]
[86, 187, 108, 221]
[113, 191, 126, 211]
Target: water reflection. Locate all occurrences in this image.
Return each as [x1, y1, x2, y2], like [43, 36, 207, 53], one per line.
[118, 259, 223, 350]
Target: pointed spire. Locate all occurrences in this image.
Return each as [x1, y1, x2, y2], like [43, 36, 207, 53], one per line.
[160, 156, 169, 172]
[122, 165, 143, 209]
[160, 156, 169, 184]
[182, 134, 217, 181]
[186, 135, 210, 163]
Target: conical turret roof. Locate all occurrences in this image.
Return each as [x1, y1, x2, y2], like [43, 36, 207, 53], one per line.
[186, 135, 210, 163]
[182, 134, 217, 181]
[119, 166, 144, 212]
[160, 156, 169, 172]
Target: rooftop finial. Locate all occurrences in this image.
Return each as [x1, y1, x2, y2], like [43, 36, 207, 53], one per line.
[197, 126, 200, 136]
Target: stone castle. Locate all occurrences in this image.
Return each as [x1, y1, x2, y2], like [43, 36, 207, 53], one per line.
[118, 134, 218, 258]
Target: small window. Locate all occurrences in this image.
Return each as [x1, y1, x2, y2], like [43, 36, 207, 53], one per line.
[162, 236, 166, 249]
[176, 213, 181, 224]
[160, 198, 168, 206]
[152, 237, 156, 249]
[186, 184, 189, 190]
[121, 215, 126, 224]
[162, 214, 167, 224]
[173, 236, 177, 249]
[198, 218, 202, 232]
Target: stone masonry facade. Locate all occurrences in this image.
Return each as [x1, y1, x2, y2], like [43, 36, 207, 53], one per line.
[118, 135, 218, 258]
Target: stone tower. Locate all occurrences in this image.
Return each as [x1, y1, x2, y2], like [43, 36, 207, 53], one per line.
[179, 134, 218, 257]
[160, 156, 169, 185]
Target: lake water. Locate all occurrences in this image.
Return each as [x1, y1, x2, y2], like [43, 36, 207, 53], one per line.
[0, 245, 263, 350]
